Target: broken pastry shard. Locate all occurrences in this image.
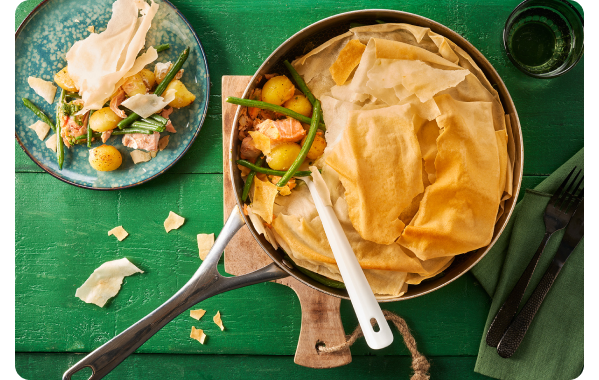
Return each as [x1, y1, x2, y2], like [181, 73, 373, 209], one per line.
[329, 39, 366, 86]
[108, 226, 129, 241]
[190, 327, 206, 344]
[27, 76, 57, 104]
[190, 309, 206, 321]
[197, 233, 215, 260]
[28, 120, 51, 141]
[213, 311, 225, 331]
[164, 211, 185, 233]
[75, 258, 143, 307]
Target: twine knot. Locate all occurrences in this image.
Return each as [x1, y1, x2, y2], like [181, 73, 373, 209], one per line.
[317, 309, 430, 380]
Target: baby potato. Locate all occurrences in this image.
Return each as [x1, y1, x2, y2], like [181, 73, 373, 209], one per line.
[165, 79, 196, 108]
[89, 107, 122, 132]
[89, 145, 122, 172]
[302, 133, 327, 160]
[262, 75, 295, 106]
[267, 142, 302, 171]
[139, 69, 156, 90]
[54, 67, 78, 92]
[122, 74, 147, 97]
[283, 94, 312, 117]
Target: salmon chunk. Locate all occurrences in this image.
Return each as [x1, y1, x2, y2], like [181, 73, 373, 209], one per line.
[122, 132, 160, 152]
[256, 117, 305, 143]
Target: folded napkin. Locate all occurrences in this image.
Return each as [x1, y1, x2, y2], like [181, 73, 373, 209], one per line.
[471, 148, 584, 380]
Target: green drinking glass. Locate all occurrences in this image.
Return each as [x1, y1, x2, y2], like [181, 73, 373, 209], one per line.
[503, 0, 584, 78]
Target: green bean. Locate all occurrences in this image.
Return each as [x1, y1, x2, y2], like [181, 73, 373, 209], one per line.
[86, 110, 94, 148]
[241, 156, 265, 202]
[276, 100, 321, 187]
[150, 114, 169, 125]
[117, 47, 189, 129]
[140, 117, 165, 127]
[76, 132, 101, 142]
[375, 19, 386, 24]
[225, 97, 326, 130]
[155, 44, 170, 53]
[155, 47, 189, 96]
[56, 90, 66, 169]
[283, 60, 324, 124]
[132, 121, 165, 132]
[236, 160, 312, 177]
[116, 112, 140, 129]
[111, 128, 154, 135]
[349, 22, 365, 28]
[22, 98, 56, 131]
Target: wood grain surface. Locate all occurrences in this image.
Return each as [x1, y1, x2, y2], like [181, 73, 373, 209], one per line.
[15, 0, 583, 379]
[222, 76, 351, 368]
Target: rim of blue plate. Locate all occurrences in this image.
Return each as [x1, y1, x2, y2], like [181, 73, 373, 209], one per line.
[15, 0, 210, 191]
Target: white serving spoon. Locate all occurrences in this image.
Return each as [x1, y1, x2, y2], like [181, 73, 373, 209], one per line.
[298, 174, 393, 350]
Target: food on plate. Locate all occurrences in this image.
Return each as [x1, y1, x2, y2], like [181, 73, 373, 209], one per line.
[75, 258, 143, 307]
[21, 0, 195, 171]
[89, 144, 123, 171]
[108, 226, 129, 241]
[89, 107, 122, 132]
[164, 211, 185, 233]
[27, 77, 57, 104]
[190, 309, 206, 321]
[130, 149, 152, 164]
[230, 23, 514, 297]
[45, 134, 57, 152]
[213, 311, 225, 331]
[27, 120, 50, 141]
[197, 233, 215, 260]
[190, 327, 207, 344]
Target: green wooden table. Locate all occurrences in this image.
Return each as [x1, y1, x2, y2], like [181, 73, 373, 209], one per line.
[15, 0, 583, 379]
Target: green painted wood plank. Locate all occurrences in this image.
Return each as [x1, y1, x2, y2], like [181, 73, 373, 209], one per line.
[15, 353, 492, 380]
[15, 0, 583, 176]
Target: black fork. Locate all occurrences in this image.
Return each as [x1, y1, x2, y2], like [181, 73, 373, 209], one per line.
[486, 167, 583, 348]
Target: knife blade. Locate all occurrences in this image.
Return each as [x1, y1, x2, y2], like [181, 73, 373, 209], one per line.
[497, 198, 584, 358]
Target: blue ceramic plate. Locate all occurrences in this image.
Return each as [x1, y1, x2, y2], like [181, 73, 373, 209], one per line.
[15, 0, 209, 189]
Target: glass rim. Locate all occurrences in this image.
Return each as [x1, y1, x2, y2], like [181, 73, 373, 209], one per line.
[502, 0, 584, 79]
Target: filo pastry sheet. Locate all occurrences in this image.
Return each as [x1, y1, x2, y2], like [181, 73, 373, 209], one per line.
[246, 23, 514, 296]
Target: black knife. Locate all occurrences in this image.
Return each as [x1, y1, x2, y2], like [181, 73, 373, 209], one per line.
[496, 198, 584, 358]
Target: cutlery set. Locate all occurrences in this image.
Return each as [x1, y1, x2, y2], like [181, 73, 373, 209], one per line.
[486, 167, 584, 358]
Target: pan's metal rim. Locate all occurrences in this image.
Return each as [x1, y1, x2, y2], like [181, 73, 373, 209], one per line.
[228, 9, 524, 302]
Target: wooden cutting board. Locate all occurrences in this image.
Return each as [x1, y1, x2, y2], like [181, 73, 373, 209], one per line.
[221, 76, 351, 368]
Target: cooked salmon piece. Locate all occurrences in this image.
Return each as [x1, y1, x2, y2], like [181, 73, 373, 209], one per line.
[240, 136, 262, 160]
[110, 88, 127, 118]
[122, 132, 160, 152]
[101, 130, 112, 143]
[161, 107, 177, 133]
[256, 117, 305, 143]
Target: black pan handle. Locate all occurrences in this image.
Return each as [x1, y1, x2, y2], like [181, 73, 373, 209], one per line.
[63, 206, 288, 380]
[496, 261, 561, 358]
[486, 232, 551, 347]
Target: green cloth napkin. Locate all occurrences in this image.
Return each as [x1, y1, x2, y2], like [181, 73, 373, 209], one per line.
[471, 148, 584, 380]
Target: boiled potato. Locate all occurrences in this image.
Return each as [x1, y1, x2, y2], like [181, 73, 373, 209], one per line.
[302, 133, 327, 160]
[267, 142, 301, 171]
[122, 74, 147, 97]
[262, 75, 295, 106]
[283, 94, 312, 117]
[139, 68, 156, 90]
[89, 107, 121, 132]
[165, 79, 195, 108]
[54, 67, 78, 92]
[89, 145, 122, 171]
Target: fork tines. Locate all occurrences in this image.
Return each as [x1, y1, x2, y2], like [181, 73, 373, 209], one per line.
[554, 167, 583, 213]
